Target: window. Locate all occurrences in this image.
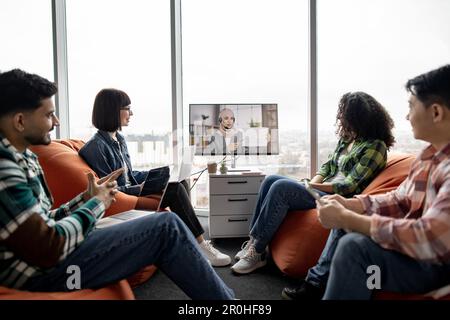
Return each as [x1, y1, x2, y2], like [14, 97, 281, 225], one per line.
[317, 0, 450, 165]
[66, 0, 172, 169]
[0, 0, 54, 80]
[182, 0, 309, 208]
[1, 0, 55, 137]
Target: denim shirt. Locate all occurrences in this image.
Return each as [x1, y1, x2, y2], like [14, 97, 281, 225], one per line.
[79, 130, 148, 196]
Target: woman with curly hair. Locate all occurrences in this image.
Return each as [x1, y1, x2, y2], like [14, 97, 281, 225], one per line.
[231, 92, 395, 280]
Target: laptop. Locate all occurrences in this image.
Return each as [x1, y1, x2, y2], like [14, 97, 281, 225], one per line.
[95, 210, 155, 229]
[156, 146, 195, 211]
[95, 146, 195, 228]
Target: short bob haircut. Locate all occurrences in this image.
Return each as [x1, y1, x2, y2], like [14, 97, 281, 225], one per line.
[92, 88, 131, 132]
[335, 91, 395, 150]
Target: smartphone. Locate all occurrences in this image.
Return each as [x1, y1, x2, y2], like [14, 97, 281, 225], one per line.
[303, 180, 325, 205]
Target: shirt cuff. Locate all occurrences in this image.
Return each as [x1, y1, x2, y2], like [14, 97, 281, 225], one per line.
[83, 197, 106, 220]
[370, 214, 394, 244]
[354, 194, 372, 215]
[66, 192, 85, 210]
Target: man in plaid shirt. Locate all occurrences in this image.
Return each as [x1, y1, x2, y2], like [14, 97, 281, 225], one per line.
[317, 64, 450, 299]
[0, 69, 234, 299]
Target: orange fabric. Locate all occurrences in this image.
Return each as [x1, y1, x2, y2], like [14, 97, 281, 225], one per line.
[30, 140, 138, 216]
[135, 195, 161, 211]
[127, 265, 158, 288]
[0, 280, 134, 300]
[362, 153, 415, 196]
[271, 209, 329, 277]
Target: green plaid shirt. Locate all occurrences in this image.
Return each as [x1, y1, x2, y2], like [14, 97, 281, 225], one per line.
[317, 138, 388, 197]
[0, 135, 105, 289]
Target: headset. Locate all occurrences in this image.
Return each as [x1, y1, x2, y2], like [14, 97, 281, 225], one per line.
[218, 108, 236, 125]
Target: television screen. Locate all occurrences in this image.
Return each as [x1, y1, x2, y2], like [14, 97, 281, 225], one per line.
[189, 104, 279, 155]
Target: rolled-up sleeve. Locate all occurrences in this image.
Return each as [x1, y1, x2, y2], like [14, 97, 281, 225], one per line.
[369, 177, 450, 264]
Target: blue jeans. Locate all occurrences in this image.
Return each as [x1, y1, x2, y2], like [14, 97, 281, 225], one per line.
[323, 233, 450, 300]
[305, 228, 346, 288]
[23, 212, 234, 300]
[249, 175, 328, 253]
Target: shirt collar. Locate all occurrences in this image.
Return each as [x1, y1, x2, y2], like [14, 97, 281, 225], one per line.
[98, 130, 125, 144]
[0, 133, 35, 163]
[419, 142, 450, 162]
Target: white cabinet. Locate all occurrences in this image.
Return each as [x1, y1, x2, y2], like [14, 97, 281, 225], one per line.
[208, 172, 265, 238]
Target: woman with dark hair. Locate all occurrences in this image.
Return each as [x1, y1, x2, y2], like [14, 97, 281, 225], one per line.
[79, 88, 231, 266]
[231, 92, 395, 280]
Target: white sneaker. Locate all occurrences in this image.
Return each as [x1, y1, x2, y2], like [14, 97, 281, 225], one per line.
[235, 238, 254, 261]
[231, 244, 267, 274]
[199, 240, 232, 267]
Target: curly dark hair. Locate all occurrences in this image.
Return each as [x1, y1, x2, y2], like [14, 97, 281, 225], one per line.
[335, 92, 395, 149]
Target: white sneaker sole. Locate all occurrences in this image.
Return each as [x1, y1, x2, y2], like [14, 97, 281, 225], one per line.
[231, 260, 267, 274]
[210, 258, 232, 267]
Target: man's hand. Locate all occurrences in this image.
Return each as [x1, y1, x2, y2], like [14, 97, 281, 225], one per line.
[321, 194, 347, 206]
[83, 169, 124, 209]
[321, 194, 365, 214]
[97, 168, 125, 185]
[316, 199, 372, 236]
[316, 199, 350, 230]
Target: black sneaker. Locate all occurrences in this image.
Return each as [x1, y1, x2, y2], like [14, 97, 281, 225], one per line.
[281, 280, 325, 300]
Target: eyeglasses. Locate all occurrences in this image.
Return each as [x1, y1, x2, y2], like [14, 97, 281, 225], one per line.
[120, 106, 132, 112]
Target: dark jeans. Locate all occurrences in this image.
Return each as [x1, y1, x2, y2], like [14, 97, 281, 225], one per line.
[141, 168, 203, 239]
[161, 181, 204, 238]
[23, 212, 234, 300]
[323, 233, 450, 300]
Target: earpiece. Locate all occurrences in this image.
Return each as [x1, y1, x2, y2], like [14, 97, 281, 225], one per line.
[219, 116, 235, 123]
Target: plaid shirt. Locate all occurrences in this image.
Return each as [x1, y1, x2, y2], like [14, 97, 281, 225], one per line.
[0, 135, 105, 288]
[356, 142, 450, 264]
[318, 138, 388, 197]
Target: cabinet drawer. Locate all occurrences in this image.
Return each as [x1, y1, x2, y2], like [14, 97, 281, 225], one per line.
[209, 215, 251, 238]
[209, 195, 258, 215]
[210, 176, 264, 195]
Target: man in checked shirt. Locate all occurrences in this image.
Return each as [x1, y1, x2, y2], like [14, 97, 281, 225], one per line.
[315, 64, 450, 299]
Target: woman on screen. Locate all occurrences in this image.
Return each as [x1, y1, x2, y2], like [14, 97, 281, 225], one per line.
[231, 92, 395, 283]
[79, 88, 231, 267]
[205, 108, 245, 155]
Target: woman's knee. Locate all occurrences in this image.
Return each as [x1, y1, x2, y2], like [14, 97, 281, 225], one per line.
[269, 178, 304, 195]
[261, 175, 285, 189]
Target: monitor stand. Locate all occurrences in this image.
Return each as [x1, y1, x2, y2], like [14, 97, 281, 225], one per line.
[228, 153, 251, 172]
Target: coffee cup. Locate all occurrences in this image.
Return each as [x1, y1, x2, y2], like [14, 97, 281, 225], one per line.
[207, 161, 217, 174]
